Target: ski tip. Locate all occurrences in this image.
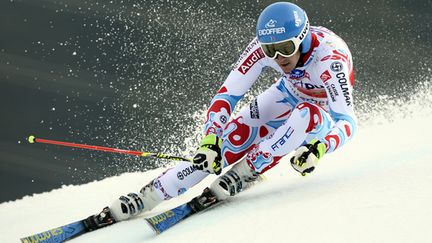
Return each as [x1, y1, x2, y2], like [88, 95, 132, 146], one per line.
[145, 218, 162, 235]
[28, 135, 36, 144]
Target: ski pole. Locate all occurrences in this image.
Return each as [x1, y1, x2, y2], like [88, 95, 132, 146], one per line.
[27, 135, 192, 162]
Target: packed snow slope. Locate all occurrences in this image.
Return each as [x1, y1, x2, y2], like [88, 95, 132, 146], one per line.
[2, 89, 432, 243]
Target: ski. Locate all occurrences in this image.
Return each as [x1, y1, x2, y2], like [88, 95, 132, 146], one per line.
[20, 220, 87, 243]
[20, 207, 115, 243]
[20, 171, 265, 242]
[145, 173, 266, 234]
[146, 187, 221, 234]
[19, 188, 220, 242]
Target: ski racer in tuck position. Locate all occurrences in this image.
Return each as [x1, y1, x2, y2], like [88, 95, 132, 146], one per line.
[102, 1, 357, 224]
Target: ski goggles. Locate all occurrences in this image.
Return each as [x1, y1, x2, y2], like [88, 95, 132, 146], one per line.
[260, 21, 309, 59]
[261, 39, 301, 59]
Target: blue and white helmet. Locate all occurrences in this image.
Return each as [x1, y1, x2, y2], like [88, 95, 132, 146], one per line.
[256, 2, 312, 54]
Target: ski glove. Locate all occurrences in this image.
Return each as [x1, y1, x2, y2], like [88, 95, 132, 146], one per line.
[193, 134, 223, 175]
[290, 139, 326, 175]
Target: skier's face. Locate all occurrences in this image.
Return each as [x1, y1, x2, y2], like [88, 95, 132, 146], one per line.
[274, 50, 301, 74]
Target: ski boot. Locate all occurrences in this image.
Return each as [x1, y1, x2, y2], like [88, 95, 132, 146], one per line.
[109, 180, 164, 221]
[209, 157, 261, 201]
[188, 158, 263, 213]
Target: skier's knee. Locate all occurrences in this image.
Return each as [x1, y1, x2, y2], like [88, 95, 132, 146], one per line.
[294, 102, 325, 132]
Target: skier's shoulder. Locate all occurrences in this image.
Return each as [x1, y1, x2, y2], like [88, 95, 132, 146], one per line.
[234, 37, 263, 65]
[310, 26, 352, 65]
[242, 37, 262, 54]
[312, 26, 350, 51]
[232, 36, 270, 75]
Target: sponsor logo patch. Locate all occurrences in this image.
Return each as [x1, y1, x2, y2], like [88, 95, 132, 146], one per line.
[293, 11, 301, 27]
[258, 27, 286, 36]
[330, 61, 343, 72]
[320, 70, 332, 83]
[237, 48, 265, 74]
[177, 165, 197, 180]
[271, 126, 294, 151]
[290, 69, 305, 79]
[336, 72, 352, 106]
[325, 83, 339, 102]
[152, 179, 172, 200]
[265, 19, 277, 28]
[297, 21, 309, 41]
[220, 115, 227, 124]
[250, 99, 260, 119]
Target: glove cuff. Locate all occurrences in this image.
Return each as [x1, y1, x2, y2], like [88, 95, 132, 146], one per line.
[200, 134, 222, 148]
[310, 139, 326, 159]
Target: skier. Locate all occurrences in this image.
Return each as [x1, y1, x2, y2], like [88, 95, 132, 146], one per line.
[87, 1, 357, 227]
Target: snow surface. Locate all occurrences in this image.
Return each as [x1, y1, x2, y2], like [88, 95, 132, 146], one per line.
[2, 98, 432, 243]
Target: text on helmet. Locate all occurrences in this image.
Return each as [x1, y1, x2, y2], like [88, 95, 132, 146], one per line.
[258, 27, 286, 36]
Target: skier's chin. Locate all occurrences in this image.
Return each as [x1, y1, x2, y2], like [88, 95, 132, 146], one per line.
[280, 64, 296, 74]
[275, 53, 300, 74]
